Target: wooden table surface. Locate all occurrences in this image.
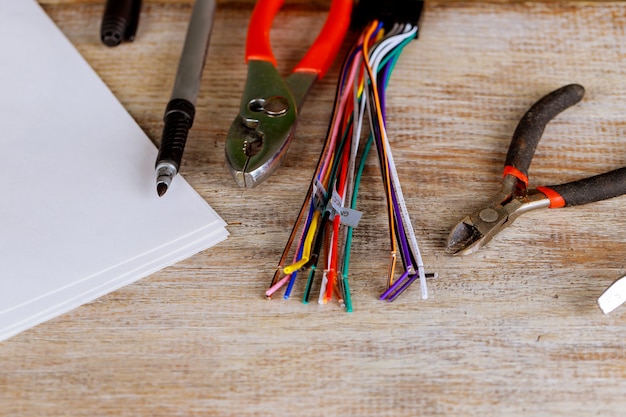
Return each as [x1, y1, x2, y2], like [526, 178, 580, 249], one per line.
[3, 1, 626, 415]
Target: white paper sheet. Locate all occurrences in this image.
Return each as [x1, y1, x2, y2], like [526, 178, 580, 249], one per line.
[0, 0, 228, 341]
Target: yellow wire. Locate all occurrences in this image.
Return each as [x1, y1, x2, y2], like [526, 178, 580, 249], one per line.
[282, 210, 321, 274]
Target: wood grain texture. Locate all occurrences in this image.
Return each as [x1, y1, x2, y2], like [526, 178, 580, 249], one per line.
[3, 1, 626, 416]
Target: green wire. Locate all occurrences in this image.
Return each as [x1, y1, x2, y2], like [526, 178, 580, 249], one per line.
[381, 36, 413, 75]
[342, 132, 374, 312]
[302, 266, 316, 304]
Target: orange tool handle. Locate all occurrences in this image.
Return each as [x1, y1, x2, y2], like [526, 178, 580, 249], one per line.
[245, 0, 352, 79]
[245, 0, 283, 66]
[294, 0, 352, 77]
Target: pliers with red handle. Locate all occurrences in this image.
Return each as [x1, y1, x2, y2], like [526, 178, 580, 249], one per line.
[446, 84, 626, 255]
[225, 0, 352, 188]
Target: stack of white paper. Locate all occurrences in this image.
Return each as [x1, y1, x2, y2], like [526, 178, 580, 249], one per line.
[0, 1, 228, 341]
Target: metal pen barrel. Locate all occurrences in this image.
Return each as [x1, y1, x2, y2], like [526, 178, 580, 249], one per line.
[155, 0, 216, 196]
[171, 0, 216, 104]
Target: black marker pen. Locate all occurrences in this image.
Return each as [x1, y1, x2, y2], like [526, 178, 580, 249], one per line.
[100, 0, 142, 47]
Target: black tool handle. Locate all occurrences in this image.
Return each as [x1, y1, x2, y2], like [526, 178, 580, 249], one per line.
[544, 167, 626, 207]
[100, 0, 141, 47]
[155, 98, 195, 171]
[505, 84, 585, 179]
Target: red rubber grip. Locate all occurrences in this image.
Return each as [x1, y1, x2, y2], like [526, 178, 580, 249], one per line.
[245, 0, 284, 66]
[245, 0, 352, 78]
[536, 186, 566, 208]
[503, 165, 529, 185]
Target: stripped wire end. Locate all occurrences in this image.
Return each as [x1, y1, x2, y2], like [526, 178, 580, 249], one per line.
[318, 271, 329, 305]
[265, 273, 291, 299]
[380, 272, 437, 302]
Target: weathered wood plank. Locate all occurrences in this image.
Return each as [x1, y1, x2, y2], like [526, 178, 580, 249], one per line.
[2, 2, 626, 416]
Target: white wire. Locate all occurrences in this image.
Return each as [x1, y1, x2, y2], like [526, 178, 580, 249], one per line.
[337, 63, 367, 277]
[366, 24, 428, 299]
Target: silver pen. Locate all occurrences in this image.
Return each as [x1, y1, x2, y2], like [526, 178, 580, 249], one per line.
[155, 0, 216, 196]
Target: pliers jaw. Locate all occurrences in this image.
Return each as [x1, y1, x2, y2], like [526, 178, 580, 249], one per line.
[225, 60, 297, 188]
[446, 175, 550, 255]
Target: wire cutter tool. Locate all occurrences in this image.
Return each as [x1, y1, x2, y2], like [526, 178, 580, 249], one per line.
[446, 84, 626, 256]
[225, 0, 352, 188]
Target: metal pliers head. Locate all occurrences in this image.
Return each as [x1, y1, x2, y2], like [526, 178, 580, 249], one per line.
[225, 60, 298, 188]
[225, 0, 352, 188]
[446, 174, 550, 255]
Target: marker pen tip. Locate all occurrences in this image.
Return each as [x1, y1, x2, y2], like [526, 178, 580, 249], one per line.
[157, 182, 168, 197]
[155, 163, 176, 197]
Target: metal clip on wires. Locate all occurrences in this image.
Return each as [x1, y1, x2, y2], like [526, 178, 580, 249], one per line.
[267, 0, 434, 310]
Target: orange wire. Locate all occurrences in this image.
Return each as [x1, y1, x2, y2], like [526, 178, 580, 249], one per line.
[362, 21, 397, 286]
[324, 112, 353, 303]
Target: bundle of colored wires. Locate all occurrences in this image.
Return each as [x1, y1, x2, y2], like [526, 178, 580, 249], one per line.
[267, 8, 430, 311]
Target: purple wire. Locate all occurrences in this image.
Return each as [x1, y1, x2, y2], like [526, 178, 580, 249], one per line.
[379, 270, 409, 300]
[338, 23, 384, 93]
[338, 46, 361, 95]
[387, 273, 421, 302]
[376, 183, 415, 301]
[390, 180, 414, 272]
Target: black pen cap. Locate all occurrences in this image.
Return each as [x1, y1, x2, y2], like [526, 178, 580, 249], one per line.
[100, 0, 142, 47]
